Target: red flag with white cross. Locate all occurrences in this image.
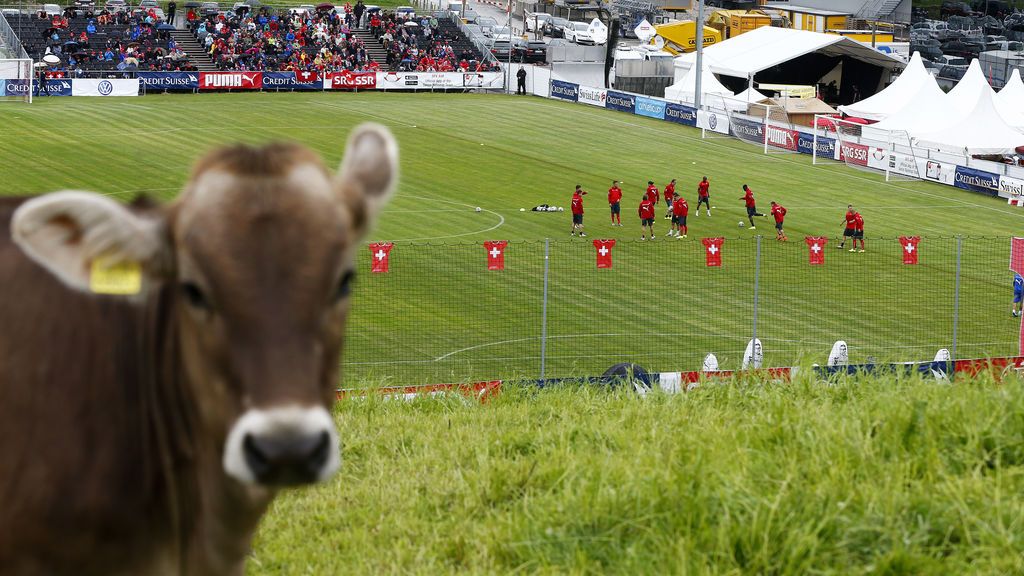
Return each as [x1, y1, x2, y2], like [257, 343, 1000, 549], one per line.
[1010, 238, 1024, 354]
[484, 241, 508, 271]
[805, 236, 828, 265]
[702, 237, 723, 267]
[898, 236, 920, 265]
[369, 242, 393, 273]
[593, 239, 615, 268]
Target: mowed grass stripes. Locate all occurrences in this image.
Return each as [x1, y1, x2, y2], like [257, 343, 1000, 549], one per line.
[2, 92, 1023, 383]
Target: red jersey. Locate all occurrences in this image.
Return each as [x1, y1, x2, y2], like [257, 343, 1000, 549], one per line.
[771, 204, 787, 224]
[638, 198, 655, 220]
[845, 210, 857, 229]
[571, 193, 584, 215]
[743, 188, 756, 208]
[697, 180, 710, 198]
[854, 213, 864, 231]
[646, 185, 659, 203]
[608, 186, 622, 204]
[664, 182, 676, 201]
[672, 197, 688, 217]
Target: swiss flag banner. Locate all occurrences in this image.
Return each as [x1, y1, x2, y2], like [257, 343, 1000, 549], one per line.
[369, 242, 394, 273]
[899, 236, 920, 265]
[593, 239, 616, 268]
[702, 237, 724, 267]
[805, 236, 828, 265]
[484, 241, 508, 271]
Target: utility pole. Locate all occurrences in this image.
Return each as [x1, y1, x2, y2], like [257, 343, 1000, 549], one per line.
[694, 0, 703, 110]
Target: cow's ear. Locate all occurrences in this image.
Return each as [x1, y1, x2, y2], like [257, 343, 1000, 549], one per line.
[11, 191, 167, 296]
[336, 123, 398, 232]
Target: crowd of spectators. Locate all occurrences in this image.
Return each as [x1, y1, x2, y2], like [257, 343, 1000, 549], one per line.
[371, 9, 499, 72]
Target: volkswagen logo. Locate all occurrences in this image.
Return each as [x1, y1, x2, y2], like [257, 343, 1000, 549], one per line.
[708, 113, 718, 130]
[98, 80, 113, 95]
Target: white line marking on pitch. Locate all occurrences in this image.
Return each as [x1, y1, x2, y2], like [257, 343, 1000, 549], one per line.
[376, 194, 505, 241]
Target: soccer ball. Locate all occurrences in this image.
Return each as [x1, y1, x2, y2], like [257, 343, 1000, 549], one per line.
[738, 221, 744, 227]
[475, 207, 482, 212]
[558, 207, 564, 212]
[520, 208, 525, 212]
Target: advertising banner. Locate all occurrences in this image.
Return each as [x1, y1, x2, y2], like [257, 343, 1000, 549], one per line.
[730, 116, 763, 143]
[866, 146, 889, 170]
[42, 78, 72, 96]
[138, 71, 199, 90]
[764, 123, 798, 151]
[838, 141, 869, 167]
[326, 70, 377, 89]
[198, 72, 262, 90]
[796, 131, 837, 159]
[262, 71, 322, 90]
[415, 72, 462, 88]
[2, 78, 31, 98]
[378, 71, 418, 89]
[697, 109, 729, 135]
[550, 79, 579, 102]
[605, 90, 635, 113]
[577, 84, 606, 107]
[462, 72, 503, 88]
[925, 160, 956, 185]
[634, 96, 666, 119]
[71, 78, 139, 96]
[664, 102, 697, 126]
[999, 175, 1024, 200]
[887, 151, 920, 178]
[954, 165, 1000, 196]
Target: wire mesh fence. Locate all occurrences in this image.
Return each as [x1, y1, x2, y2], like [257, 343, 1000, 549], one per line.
[341, 236, 1021, 386]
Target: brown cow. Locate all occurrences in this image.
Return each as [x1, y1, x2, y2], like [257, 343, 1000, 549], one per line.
[0, 123, 397, 575]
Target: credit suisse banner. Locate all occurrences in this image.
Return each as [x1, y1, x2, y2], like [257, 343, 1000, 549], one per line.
[42, 78, 73, 96]
[954, 165, 1000, 196]
[605, 90, 635, 113]
[664, 102, 696, 126]
[550, 79, 578, 102]
[0, 78, 31, 97]
[138, 71, 199, 90]
[199, 72, 262, 90]
[263, 71, 321, 90]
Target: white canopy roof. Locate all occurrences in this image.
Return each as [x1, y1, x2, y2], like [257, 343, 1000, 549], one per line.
[734, 86, 768, 104]
[861, 72, 948, 139]
[664, 64, 736, 108]
[913, 87, 1024, 154]
[837, 52, 941, 121]
[946, 59, 1024, 130]
[999, 68, 1024, 106]
[672, 26, 903, 79]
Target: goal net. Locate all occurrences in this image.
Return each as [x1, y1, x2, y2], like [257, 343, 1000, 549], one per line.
[831, 116, 920, 182]
[0, 59, 33, 103]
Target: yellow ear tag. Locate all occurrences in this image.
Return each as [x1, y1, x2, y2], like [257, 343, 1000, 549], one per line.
[89, 256, 143, 295]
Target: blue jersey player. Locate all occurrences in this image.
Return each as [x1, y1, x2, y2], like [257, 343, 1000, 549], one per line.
[1014, 274, 1023, 317]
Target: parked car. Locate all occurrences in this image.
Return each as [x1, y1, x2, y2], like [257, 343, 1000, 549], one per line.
[289, 4, 314, 15]
[545, 17, 569, 38]
[490, 25, 512, 41]
[524, 11, 552, 33]
[201, 1, 221, 14]
[490, 38, 519, 60]
[395, 5, 415, 19]
[460, 8, 478, 23]
[515, 39, 547, 63]
[139, 0, 158, 7]
[72, 0, 96, 17]
[104, 0, 126, 13]
[563, 21, 594, 44]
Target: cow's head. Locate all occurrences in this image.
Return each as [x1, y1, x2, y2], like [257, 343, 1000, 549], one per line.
[11, 123, 397, 488]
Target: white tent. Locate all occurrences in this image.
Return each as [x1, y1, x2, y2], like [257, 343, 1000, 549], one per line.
[672, 26, 903, 81]
[861, 72, 949, 141]
[913, 87, 1024, 154]
[999, 68, 1024, 106]
[946, 59, 1024, 130]
[664, 64, 736, 109]
[734, 86, 768, 104]
[837, 52, 942, 121]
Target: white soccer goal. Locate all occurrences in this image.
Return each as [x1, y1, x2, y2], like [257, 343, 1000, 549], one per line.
[0, 59, 34, 104]
[828, 116, 920, 182]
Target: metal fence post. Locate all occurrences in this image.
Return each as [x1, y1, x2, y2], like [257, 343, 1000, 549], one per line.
[540, 238, 550, 380]
[952, 235, 961, 362]
[753, 235, 761, 346]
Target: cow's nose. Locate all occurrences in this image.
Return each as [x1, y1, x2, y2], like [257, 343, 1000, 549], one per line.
[242, 430, 331, 486]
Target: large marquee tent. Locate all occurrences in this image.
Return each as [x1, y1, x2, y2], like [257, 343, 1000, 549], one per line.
[837, 52, 942, 121]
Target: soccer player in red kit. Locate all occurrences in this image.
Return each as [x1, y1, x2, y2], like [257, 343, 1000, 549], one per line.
[608, 180, 623, 226]
[663, 178, 677, 219]
[838, 204, 857, 250]
[852, 211, 865, 252]
[639, 195, 656, 240]
[671, 195, 689, 238]
[646, 180, 659, 204]
[695, 176, 711, 217]
[740, 184, 765, 229]
[770, 201, 787, 241]
[570, 184, 587, 237]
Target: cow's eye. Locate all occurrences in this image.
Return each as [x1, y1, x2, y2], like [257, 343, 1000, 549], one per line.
[333, 270, 355, 303]
[180, 281, 211, 312]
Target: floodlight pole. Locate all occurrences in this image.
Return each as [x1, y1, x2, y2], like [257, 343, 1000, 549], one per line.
[694, 0, 704, 111]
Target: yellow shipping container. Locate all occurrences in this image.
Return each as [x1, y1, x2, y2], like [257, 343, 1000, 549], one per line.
[650, 21, 722, 55]
[728, 13, 771, 37]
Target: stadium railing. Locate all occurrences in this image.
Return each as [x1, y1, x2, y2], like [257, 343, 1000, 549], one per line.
[0, 10, 30, 59]
[341, 236, 1018, 386]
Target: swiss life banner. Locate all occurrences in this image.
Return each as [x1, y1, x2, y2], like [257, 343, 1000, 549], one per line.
[698, 109, 729, 135]
[577, 84, 606, 107]
[262, 71, 323, 90]
[42, 79, 73, 96]
[664, 102, 697, 126]
[954, 165, 1000, 196]
[138, 71, 199, 90]
[605, 90, 635, 113]
[199, 72, 262, 90]
[634, 96, 666, 119]
[550, 79, 579, 102]
[326, 71, 377, 89]
[999, 175, 1024, 200]
[72, 78, 139, 96]
[764, 123, 799, 151]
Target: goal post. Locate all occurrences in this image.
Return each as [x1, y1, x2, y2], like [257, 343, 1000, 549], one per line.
[0, 59, 34, 103]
